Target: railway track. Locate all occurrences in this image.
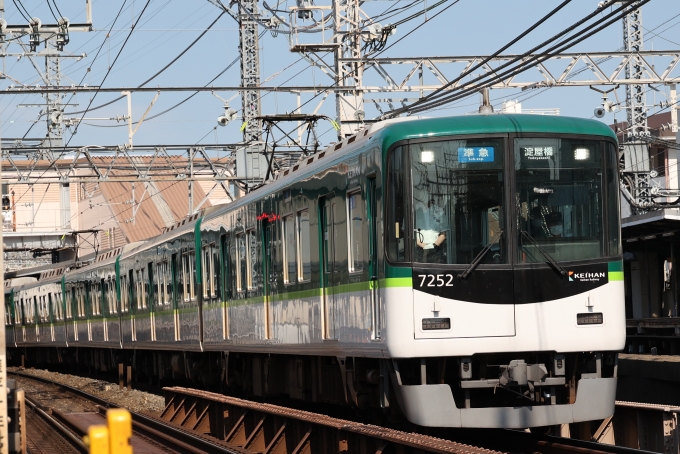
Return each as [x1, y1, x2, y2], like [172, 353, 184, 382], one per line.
[11, 370, 655, 454]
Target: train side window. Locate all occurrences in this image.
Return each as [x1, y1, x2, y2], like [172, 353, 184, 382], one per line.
[236, 233, 245, 292]
[33, 296, 38, 323]
[77, 287, 83, 318]
[128, 270, 136, 312]
[347, 190, 365, 273]
[14, 298, 20, 324]
[213, 243, 221, 298]
[190, 251, 196, 300]
[283, 215, 296, 284]
[209, 246, 216, 297]
[90, 284, 97, 316]
[155, 263, 162, 307]
[140, 268, 148, 309]
[110, 279, 115, 314]
[5, 301, 11, 325]
[66, 290, 73, 319]
[121, 275, 128, 313]
[202, 246, 214, 298]
[297, 210, 311, 282]
[247, 230, 256, 290]
[147, 263, 154, 309]
[181, 253, 189, 302]
[163, 261, 171, 306]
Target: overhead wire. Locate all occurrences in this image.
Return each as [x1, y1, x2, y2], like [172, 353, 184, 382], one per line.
[397, 0, 652, 116]
[12, 0, 31, 22]
[390, 0, 632, 115]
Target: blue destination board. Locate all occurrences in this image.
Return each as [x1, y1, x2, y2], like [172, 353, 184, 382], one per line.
[458, 146, 495, 163]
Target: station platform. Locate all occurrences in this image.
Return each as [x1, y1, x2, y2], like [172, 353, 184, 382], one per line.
[626, 317, 680, 355]
[618, 353, 680, 406]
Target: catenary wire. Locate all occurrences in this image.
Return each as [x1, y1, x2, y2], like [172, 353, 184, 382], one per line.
[388, 0, 640, 116]
[399, 0, 650, 116]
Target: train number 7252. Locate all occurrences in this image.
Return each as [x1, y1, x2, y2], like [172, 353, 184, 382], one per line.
[417, 274, 455, 287]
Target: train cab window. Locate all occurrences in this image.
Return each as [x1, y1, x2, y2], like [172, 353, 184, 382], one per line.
[283, 215, 297, 284]
[515, 138, 607, 262]
[410, 138, 506, 265]
[297, 210, 311, 282]
[347, 191, 365, 273]
[236, 233, 246, 292]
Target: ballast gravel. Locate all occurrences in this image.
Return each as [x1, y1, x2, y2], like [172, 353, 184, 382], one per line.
[9, 367, 166, 414]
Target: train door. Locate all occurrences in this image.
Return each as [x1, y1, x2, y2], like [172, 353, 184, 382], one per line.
[367, 176, 380, 339]
[148, 262, 156, 341]
[320, 196, 339, 339]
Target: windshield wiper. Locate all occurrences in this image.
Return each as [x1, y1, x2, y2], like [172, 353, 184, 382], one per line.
[458, 231, 503, 280]
[520, 231, 567, 277]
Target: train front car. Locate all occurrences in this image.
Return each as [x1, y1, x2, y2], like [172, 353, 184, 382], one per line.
[381, 115, 624, 428]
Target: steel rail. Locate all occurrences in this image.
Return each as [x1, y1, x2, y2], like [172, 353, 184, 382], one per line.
[23, 394, 89, 454]
[11, 371, 243, 454]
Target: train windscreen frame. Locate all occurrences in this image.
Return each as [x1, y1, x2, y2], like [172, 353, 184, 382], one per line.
[385, 135, 620, 266]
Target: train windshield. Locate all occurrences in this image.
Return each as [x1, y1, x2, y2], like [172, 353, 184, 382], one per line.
[386, 136, 620, 265]
[409, 138, 506, 265]
[515, 137, 609, 263]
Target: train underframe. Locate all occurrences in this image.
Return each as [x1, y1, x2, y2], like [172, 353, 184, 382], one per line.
[9, 347, 618, 428]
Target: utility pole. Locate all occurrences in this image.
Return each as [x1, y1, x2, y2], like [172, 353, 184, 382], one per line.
[620, 1, 651, 213]
[238, 0, 262, 144]
[333, 0, 364, 138]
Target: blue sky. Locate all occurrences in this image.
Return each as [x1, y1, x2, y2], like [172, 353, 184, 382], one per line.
[0, 0, 678, 148]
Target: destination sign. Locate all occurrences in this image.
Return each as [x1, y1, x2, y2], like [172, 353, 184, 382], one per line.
[458, 146, 495, 163]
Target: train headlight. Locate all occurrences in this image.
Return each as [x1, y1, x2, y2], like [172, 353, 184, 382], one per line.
[421, 151, 434, 163]
[574, 147, 590, 160]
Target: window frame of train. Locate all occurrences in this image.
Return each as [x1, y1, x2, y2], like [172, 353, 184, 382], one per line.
[296, 209, 312, 282]
[385, 133, 620, 267]
[283, 214, 297, 285]
[346, 189, 365, 274]
[220, 233, 229, 339]
[156, 260, 171, 308]
[235, 232, 246, 293]
[247, 229, 257, 291]
[202, 243, 218, 299]
[106, 278, 117, 315]
[181, 249, 197, 303]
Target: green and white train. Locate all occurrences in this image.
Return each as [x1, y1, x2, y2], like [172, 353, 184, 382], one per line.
[6, 113, 625, 428]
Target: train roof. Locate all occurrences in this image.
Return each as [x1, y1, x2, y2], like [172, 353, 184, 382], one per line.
[376, 114, 618, 151]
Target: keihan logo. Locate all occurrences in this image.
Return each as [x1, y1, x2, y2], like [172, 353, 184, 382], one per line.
[568, 271, 606, 282]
